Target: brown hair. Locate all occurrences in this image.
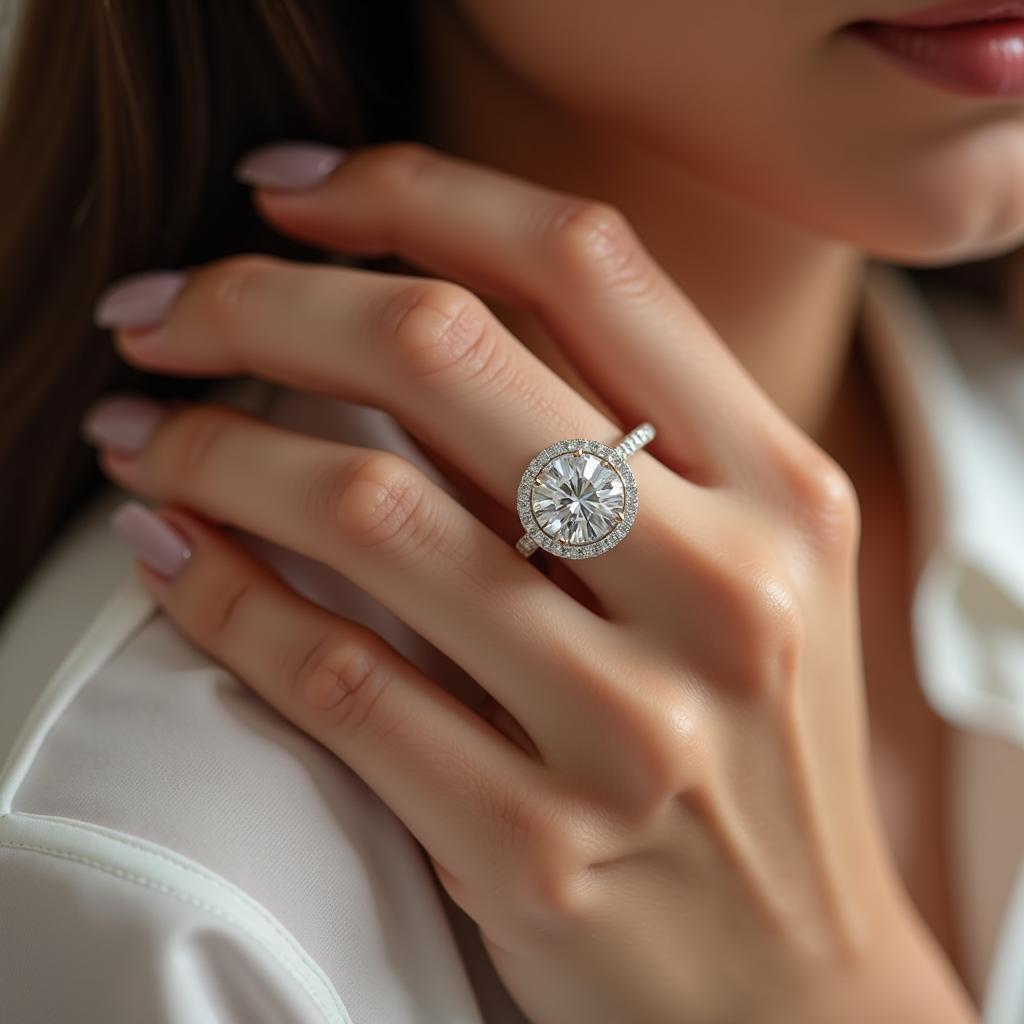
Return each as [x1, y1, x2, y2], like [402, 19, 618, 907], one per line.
[0, 0, 422, 615]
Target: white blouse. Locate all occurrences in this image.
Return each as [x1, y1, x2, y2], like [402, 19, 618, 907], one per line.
[0, 262, 1021, 1022]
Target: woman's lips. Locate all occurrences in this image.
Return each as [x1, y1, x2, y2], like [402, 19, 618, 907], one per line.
[882, 0, 1024, 27]
[849, 14, 1024, 96]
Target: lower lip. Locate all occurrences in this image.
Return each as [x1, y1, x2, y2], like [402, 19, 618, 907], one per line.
[849, 17, 1024, 97]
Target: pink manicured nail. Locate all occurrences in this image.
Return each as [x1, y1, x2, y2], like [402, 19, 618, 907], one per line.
[109, 501, 192, 579]
[234, 141, 347, 190]
[93, 270, 187, 329]
[80, 394, 168, 453]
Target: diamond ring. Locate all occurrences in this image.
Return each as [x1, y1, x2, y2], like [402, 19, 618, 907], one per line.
[514, 422, 655, 560]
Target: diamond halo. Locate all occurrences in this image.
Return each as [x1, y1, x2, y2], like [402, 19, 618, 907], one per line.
[515, 437, 641, 560]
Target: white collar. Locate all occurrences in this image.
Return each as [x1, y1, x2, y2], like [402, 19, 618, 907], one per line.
[860, 262, 1024, 747]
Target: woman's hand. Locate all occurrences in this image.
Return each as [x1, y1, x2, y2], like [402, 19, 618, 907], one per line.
[83, 141, 976, 1023]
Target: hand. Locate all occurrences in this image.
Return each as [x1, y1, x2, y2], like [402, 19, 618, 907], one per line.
[83, 142, 976, 1023]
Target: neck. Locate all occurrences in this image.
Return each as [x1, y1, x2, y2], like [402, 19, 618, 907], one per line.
[415, 2, 868, 444]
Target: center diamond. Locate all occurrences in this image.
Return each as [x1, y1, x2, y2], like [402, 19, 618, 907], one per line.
[531, 452, 625, 545]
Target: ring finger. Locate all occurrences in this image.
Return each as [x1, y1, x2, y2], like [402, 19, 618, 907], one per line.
[97, 255, 702, 612]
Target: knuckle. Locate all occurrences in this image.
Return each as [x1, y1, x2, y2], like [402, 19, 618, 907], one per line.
[517, 859, 585, 928]
[547, 199, 653, 295]
[201, 254, 279, 335]
[605, 688, 707, 815]
[492, 783, 556, 855]
[289, 632, 396, 738]
[621, 705, 706, 810]
[164, 404, 238, 485]
[487, 788, 581, 917]
[776, 442, 862, 552]
[187, 571, 256, 641]
[550, 644, 699, 810]
[383, 281, 502, 387]
[326, 452, 438, 558]
[718, 549, 805, 697]
[800, 453, 862, 550]
[364, 141, 439, 195]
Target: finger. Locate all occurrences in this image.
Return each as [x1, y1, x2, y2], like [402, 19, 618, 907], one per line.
[242, 140, 792, 481]
[99, 254, 694, 612]
[91, 403, 657, 792]
[117, 500, 561, 890]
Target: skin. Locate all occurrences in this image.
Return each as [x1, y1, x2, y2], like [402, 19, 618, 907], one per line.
[828, 338, 962, 967]
[77, 0, 1024, 1018]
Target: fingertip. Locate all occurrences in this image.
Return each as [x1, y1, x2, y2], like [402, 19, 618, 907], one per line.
[149, 503, 208, 547]
[234, 141, 347, 192]
[108, 500, 193, 580]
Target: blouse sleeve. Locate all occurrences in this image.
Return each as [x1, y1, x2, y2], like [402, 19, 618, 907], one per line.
[0, 839, 349, 1023]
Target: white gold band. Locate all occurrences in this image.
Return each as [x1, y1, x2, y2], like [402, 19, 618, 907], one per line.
[612, 422, 656, 460]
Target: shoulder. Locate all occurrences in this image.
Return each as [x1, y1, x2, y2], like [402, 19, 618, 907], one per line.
[0, 491, 483, 1023]
[0, 810, 347, 1022]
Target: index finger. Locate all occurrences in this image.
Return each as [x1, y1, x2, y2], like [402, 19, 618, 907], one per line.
[241, 140, 790, 482]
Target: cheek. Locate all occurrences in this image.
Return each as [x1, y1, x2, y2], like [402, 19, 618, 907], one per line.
[797, 126, 1024, 265]
[449, 0, 809, 175]
[454, 0, 1024, 263]
[452, 1, 791, 114]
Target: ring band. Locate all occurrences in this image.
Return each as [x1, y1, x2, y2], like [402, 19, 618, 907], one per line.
[514, 422, 655, 560]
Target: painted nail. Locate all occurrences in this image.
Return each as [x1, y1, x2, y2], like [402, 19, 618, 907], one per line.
[234, 141, 347, 190]
[109, 501, 192, 579]
[93, 270, 187, 330]
[80, 394, 168, 454]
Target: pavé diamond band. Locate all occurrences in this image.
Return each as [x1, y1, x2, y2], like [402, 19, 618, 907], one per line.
[514, 422, 655, 560]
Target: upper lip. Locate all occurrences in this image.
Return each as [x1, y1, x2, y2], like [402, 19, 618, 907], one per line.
[870, 0, 1024, 25]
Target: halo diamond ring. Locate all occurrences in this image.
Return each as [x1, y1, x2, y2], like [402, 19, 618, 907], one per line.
[514, 422, 655, 560]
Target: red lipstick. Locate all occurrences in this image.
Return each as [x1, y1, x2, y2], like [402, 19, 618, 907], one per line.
[850, 1, 1024, 96]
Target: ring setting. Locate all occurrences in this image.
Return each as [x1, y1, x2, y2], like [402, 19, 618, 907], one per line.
[514, 423, 655, 560]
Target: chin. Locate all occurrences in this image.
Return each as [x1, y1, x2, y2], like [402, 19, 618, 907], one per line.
[830, 113, 1024, 265]
[835, 193, 1024, 267]
[761, 142, 1024, 268]
[632, 105, 1024, 272]
[865, 224, 1024, 267]
[844, 175, 1024, 268]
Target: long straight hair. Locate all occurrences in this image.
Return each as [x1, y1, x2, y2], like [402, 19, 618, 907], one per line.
[0, 0, 422, 614]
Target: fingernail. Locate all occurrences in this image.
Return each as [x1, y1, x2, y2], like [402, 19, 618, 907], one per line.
[93, 270, 187, 330]
[80, 394, 168, 454]
[234, 141, 347, 190]
[109, 501, 192, 579]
